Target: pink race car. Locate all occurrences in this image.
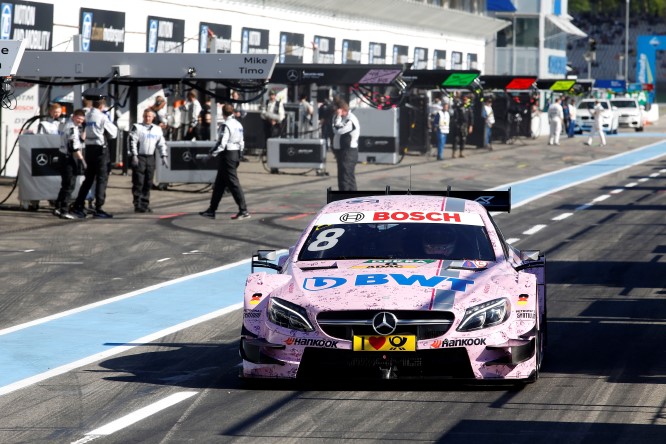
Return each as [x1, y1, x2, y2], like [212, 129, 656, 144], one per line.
[240, 188, 546, 382]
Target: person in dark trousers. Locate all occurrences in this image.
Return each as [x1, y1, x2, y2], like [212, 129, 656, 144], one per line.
[70, 91, 118, 219]
[200, 104, 250, 220]
[53, 109, 87, 220]
[450, 95, 474, 158]
[332, 99, 360, 191]
[129, 109, 168, 213]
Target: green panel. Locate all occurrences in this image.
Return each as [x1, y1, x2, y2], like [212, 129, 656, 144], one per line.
[441, 73, 479, 88]
[550, 80, 576, 91]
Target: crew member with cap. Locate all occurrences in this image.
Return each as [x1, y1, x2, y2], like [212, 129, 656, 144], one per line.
[332, 99, 360, 191]
[199, 104, 250, 220]
[71, 89, 118, 219]
[261, 89, 285, 142]
[53, 109, 87, 219]
[38, 103, 64, 135]
[129, 109, 168, 213]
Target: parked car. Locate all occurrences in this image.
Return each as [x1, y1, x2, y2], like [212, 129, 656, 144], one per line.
[610, 98, 645, 131]
[574, 99, 619, 134]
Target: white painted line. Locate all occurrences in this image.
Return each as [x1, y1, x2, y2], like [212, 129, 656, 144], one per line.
[39, 262, 84, 265]
[625, 182, 638, 187]
[23, 249, 34, 253]
[591, 195, 610, 202]
[156, 258, 171, 263]
[638, 178, 649, 183]
[649, 173, 660, 178]
[0, 304, 241, 397]
[182, 250, 201, 255]
[523, 225, 547, 235]
[575, 204, 592, 211]
[610, 189, 624, 194]
[72, 391, 198, 443]
[552, 213, 573, 221]
[505, 238, 520, 244]
[660, 169, 666, 173]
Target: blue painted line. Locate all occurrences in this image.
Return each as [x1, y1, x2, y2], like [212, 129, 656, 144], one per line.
[0, 140, 664, 393]
[499, 139, 666, 206]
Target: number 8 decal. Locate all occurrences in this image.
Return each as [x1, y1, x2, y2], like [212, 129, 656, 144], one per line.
[307, 228, 345, 251]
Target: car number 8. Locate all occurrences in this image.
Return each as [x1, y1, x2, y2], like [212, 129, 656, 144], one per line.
[307, 228, 345, 251]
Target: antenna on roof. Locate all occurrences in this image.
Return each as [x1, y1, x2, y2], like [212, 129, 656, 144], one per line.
[408, 165, 412, 194]
[446, 185, 451, 197]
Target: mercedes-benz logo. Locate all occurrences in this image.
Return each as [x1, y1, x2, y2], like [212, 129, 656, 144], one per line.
[36, 153, 49, 166]
[182, 151, 193, 162]
[286, 69, 300, 82]
[339, 212, 364, 223]
[372, 312, 398, 336]
[287, 146, 296, 156]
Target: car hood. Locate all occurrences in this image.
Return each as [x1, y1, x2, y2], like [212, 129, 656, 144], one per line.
[271, 259, 517, 312]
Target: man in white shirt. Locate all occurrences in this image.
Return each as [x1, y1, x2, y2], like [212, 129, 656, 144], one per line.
[548, 97, 564, 146]
[585, 100, 607, 147]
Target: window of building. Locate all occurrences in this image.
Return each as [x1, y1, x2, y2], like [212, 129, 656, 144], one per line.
[496, 17, 539, 48]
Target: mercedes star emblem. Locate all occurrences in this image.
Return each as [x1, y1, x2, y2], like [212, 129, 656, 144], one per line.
[286, 69, 300, 82]
[372, 312, 398, 336]
[35, 153, 49, 166]
[182, 151, 193, 162]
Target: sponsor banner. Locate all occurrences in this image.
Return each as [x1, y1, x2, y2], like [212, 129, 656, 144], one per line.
[199, 22, 231, 53]
[278, 142, 323, 163]
[146, 16, 185, 53]
[279, 31, 304, 63]
[243, 309, 261, 319]
[393, 44, 408, 64]
[342, 39, 361, 64]
[315, 211, 484, 226]
[431, 337, 487, 348]
[313, 35, 335, 64]
[353, 335, 416, 351]
[368, 42, 386, 64]
[169, 146, 218, 171]
[302, 274, 474, 292]
[241, 27, 268, 54]
[0, 0, 53, 50]
[285, 337, 339, 348]
[413, 47, 428, 69]
[79, 8, 125, 52]
[433, 49, 447, 69]
[516, 310, 536, 320]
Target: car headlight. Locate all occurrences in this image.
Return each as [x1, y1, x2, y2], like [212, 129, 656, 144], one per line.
[267, 297, 314, 332]
[457, 298, 509, 332]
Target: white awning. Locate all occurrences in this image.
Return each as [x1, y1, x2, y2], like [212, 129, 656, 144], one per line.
[238, 0, 511, 39]
[546, 14, 587, 39]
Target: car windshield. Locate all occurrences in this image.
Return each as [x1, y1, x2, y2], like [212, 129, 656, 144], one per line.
[298, 223, 496, 261]
[611, 100, 637, 109]
[578, 101, 609, 110]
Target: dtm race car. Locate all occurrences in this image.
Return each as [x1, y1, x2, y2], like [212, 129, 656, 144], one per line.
[240, 188, 546, 382]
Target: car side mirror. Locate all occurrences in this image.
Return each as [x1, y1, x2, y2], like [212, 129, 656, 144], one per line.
[257, 250, 277, 261]
[520, 250, 540, 261]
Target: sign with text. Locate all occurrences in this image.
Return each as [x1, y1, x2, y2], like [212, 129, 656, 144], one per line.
[0, 38, 25, 76]
[279, 31, 304, 63]
[146, 16, 184, 53]
[393, 45, 408, 64]
[241, 27, 268, 54]
[413, 47, 428, 70]
[79, 8, 125, 52]
[0, 0, 52, 50]
[313, 35, 335, 64]
[342, 39, 361, 64]
[368, 42, 386, 64]
[199, 22, 231, 53]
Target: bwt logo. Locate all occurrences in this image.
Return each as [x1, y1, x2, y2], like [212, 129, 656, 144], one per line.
[302, 277, 346, 291]
[339, 212, 364, 223]
[1, 3, 12, 40]
[148, 19, 158, 53]
[81, 12, 92, 52]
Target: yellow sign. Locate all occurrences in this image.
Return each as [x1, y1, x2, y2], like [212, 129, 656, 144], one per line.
[353, 335, 416, 352]
[550, 80, 576, 91]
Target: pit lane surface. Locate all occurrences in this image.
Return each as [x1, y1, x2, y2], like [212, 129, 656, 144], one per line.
[0, 125, 664, 443]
